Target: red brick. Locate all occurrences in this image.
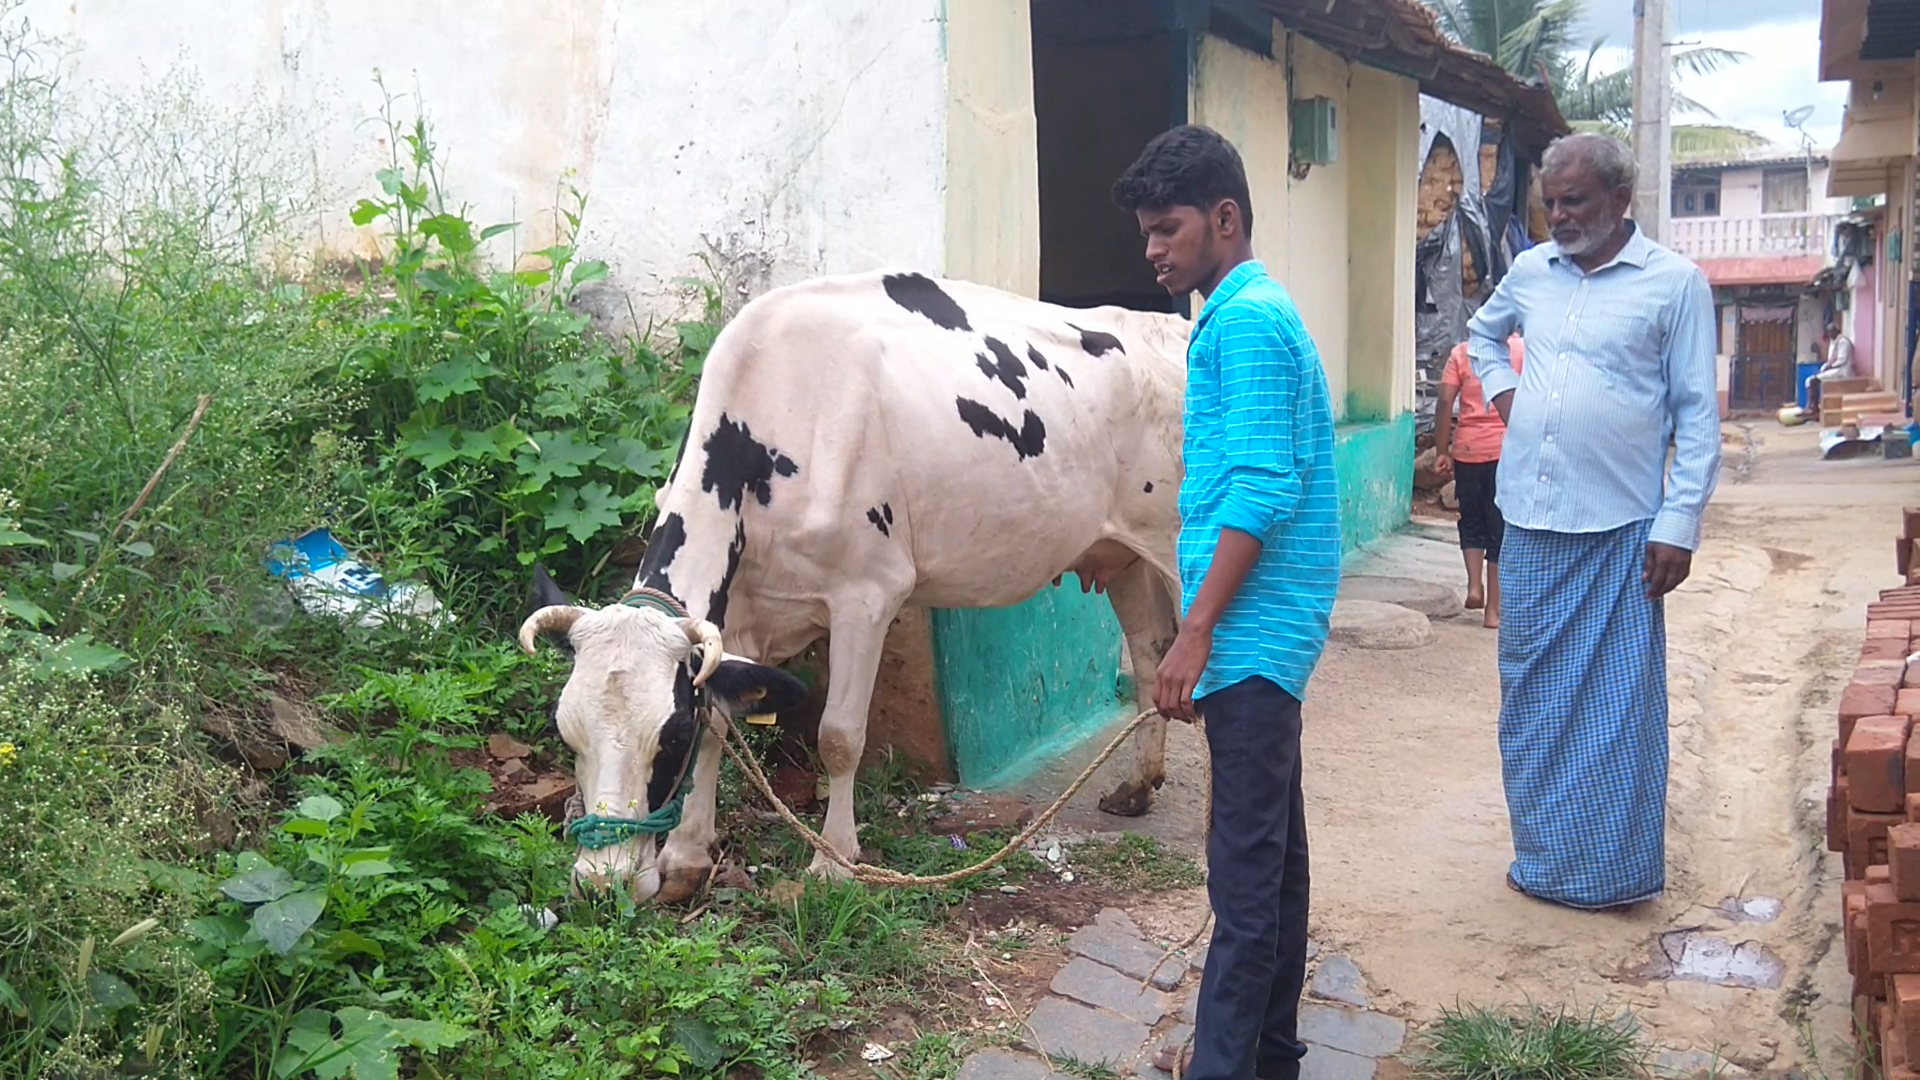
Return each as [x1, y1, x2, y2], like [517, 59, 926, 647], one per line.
[1903, 538, 1915, 577]
[1897, 976, 1920, 1060]
[1866, 662, 1911, 688]
[1850, 881, 1869, 971]
[1894, 825, 1920, 901]
[1878, 621, 1919, 640]
[1854, 808, 1908, 878]
[1907, 660, 1920, 690]
[1852, 717, 1912, 812]
[1902, 691, 1920, 717]
[1878, 864, 1898, 886]
[1869, 639, 1914, 662]
[1868, 883, 1920, 973]
[1847, 686, 1903, 745]
[1886, 581, 1920, 598]
[1908, 732, 1920, 800]
[1888, 1007, 1909, 1071]
[1840, 737, 1850, 782]
[1835, 781, 1853, 852]
[1909, 791, 1920, 821]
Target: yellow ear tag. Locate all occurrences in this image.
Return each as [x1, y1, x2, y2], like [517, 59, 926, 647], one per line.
[745, 713, 779, 726]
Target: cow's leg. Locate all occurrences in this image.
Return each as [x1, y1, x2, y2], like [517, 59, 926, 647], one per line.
[654, 712, 728, 903]
[1099, 559, 1179, 817]
[807, 604, 895, 879]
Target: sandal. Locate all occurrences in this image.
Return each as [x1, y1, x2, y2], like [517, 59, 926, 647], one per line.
[1152, 1041, 1194, 1076]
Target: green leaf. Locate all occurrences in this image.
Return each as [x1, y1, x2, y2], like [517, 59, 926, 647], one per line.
[0, 528, 47, 547]
[479, 421, 533, 463]
[319, 930, 386, 963]
[0, 976, 23, 1018]
[570, 259, 609, 288]
[514, 429, 604, 489]
[341, 859, 396, 878]
[513, 269, 552, 289]
[415, 354, 499, 403]
[676, 321, 718, 355]
[65, 530, 101, 545]
[398, 416, 462, 471]
[119, 540, 155, 558]
[30, 634, 130, 677]
[276, 1010, 347, 1080]
[376, 168, 404, 197]
[186, 915, 249, 947]
[672, 1017, 723, 1071]
[543, 481, 627, 544]
[349, 199, 387, 227]
[50, 562, 81, 581]
[297, 795, 344, 823]
[220, 864, 299, 904]
[280, 818, 331, 838]
[479, 222, 519, 241]
[1, 594, 52, 627]
[252, 888, 327, 955]
[419, 213, 477, 256]
[381, 1014, 471, 1053]
[86, 972, 139, 1013]
[599, 437, 669, 480]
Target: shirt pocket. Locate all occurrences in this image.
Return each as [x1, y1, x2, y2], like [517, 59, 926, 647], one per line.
[1579, 294, 1665, 388]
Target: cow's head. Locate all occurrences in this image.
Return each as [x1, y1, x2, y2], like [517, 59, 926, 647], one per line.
[517, 566, 807, 899]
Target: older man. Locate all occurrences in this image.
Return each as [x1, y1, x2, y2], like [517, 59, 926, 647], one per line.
[1468, 133, 1720, 912]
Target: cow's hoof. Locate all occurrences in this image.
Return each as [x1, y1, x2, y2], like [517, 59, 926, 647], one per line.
[1098, 780, 1155, 818]
[655, 864, 710, 904]
[805, 851, 857, 881]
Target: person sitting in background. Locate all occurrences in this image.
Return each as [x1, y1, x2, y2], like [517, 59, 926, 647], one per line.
[1435, 332, 1522, 629]
[1807, 322, 1853, 411]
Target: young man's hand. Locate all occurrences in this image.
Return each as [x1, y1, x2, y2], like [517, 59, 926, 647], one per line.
[1154, 623, 1213, 723]
[1643, 542, 1692, 599]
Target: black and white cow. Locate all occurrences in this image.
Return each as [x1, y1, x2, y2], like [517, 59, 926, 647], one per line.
[519, 270, 1191, 901]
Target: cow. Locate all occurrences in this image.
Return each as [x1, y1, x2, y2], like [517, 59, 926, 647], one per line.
[519, 270, 1193, 901]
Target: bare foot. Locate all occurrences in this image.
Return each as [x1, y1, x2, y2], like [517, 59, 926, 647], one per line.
[1465, 589, 1485, 610]
[1484, 611, 1500, 630]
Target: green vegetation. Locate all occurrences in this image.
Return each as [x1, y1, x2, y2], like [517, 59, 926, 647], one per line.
[0, 8, 1035, 1077]
[1069, 834, 1206, 892]
[1414, 1004, 1649, 1080]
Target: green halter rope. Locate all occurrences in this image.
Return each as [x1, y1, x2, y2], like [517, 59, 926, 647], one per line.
[566, 586, 703, 851]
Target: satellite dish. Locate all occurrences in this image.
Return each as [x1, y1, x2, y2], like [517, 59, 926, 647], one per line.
[1784, 105, 1816, 128]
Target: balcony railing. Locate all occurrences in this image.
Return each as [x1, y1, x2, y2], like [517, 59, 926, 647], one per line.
[1667, 213, 1837, 259]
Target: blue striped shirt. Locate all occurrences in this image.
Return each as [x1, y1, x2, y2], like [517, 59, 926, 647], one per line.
[1179, 261, 1342, 702]
[1467, 223, 1721, 551]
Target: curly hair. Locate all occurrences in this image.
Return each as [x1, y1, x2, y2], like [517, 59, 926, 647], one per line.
[1110, 124, 1254, 238]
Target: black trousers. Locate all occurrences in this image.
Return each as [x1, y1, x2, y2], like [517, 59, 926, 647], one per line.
[1454, 459, 1504, 563]
[1189, 676, 1310, 1080]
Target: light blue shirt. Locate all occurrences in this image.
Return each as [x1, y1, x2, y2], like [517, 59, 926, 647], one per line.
[1467, 223, 1721, 551]
[1179, 261, 1342, 702]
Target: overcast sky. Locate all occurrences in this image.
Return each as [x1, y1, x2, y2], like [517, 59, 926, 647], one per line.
[1580, 0, 1844, 151]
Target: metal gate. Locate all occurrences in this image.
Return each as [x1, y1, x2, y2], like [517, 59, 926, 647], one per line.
[1732, 305, 1797, 411]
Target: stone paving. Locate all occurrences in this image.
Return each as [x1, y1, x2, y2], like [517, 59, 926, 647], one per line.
[957, 908, 1408, 1080]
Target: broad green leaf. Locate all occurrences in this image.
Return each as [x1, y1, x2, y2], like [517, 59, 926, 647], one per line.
[414, 354, 499, 403]
[671, 1017, 722, 1071]
[479, 421, 533, 463]
[515, 429, 603, 489]
[220, 864, 299, 904]
[297, 794, 344, 823]
[544, 482, 627, 544]
[138, 859, 210, 896]
[50, 561, 81, 581]
[275, 1009, 347, 1080]
[349, 199, 386, 227]
[280, 818, 330, 838]
[86, 972, 139, 1012]
[380, 1014, 471, 1052]
[570, 259, 609, 288]
[598, 437, 669, 480]
[1, 594, 52, 627]
[185, 915, 249, 947]
[676, 321, 718, 354]
[419, 213, 477, 256]
[376, 168, 403, 197]
[252, 888, 327, 955]
[119, 540, 155, 558]
[341, 859, 396, 878]
[398, 417, 462, 471]
[319, 930, 386, 963]
[0, 976, 23, 1017]
[64, 530, 100, 545]
[340, 847, 394, 867]
[30, 634, 131, 677]
[0, 528, 47, 547]
[480, 222, 519, 241]
[513, 269, 553, 289]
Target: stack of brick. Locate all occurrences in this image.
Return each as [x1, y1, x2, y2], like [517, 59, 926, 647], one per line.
[1831, 520, 1920, 1071]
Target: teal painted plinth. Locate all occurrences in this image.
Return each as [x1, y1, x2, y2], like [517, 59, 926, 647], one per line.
[928, 410, 1413, 787]
[1334, 412, 1415, 556]
[930, 583, 1127, 792]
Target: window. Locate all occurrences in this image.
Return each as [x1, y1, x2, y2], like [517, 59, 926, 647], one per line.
[1673, 174, 1721, 217]
[1762, 167, 1810, 214]
[1704, 191, 1719, 214]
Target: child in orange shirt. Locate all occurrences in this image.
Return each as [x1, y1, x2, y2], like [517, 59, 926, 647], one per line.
[1436, 333, 1522, 629]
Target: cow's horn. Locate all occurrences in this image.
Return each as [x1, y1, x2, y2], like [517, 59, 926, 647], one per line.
[518, 605, 585, 655]
[681, 618, 724, 687]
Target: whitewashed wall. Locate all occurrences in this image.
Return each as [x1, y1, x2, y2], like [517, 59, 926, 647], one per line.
[22, 0, 952, 318]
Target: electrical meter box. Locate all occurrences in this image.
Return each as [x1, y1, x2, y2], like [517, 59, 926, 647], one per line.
[1291, 96, 1338, 165]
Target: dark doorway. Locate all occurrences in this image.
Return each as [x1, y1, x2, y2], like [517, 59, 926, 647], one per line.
[1031, 0, 1186, 313]
[1731, 304, 1797, 411]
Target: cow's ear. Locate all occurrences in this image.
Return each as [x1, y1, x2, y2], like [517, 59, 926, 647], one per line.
[528, 564, 577, 656]
[704, 660, 809, 719]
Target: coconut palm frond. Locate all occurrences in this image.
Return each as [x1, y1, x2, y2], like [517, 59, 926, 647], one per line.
[1672, 125, 1770, 160]
[1672, 46, 1749, 78]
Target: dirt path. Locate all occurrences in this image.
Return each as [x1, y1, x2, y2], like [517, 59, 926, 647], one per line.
[1020, 423, 1919, 1071]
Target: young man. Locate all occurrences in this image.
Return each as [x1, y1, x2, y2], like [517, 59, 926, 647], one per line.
[1112, 125, 1341, 1080]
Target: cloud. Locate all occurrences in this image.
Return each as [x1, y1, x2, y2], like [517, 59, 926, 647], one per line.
[1588, 19, 1846, 151]
[1583, 0, 1819, 44]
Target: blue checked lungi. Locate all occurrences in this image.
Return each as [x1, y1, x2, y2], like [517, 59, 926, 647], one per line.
[1498, 519, 1668, 909]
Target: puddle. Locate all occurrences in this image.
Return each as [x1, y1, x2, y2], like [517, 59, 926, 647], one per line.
[1716, 895, 1785, 924]
[1650, 931, 1785, 989]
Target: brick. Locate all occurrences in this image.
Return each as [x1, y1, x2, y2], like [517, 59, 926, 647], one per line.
[1851, 717, 1912, 812]
[1888, 1007, 1908, 1071]
[1897, 976, 1920, 1061]
[1063, 923, 1185, 990]
[1297, 1003, 1407, 1057]
[1905, 538, 1917, 577]
[1834, 783, 1852, 852]
[1908, 659, 1920, 690]
[1911, 791, 1920, 820]
[1877, 864, 1897, 887]
[1849, 882, 1869, 973]
[1867, 882, 1920, 973]
[1865, 662, 1911, 688]
[1020, 998, 1146, 1068]
[1852, 808, 1907, 879]
[1308, 955, 1370, 1008]
[1898, 830, 1920, 904]
[1847, 686, 1903, 745]
[1048, 956, 1170, 1024]
[1875, 621, 1918, 640]
[1902, 691, 1920, 717]
[1870, 639, 1914, 662]
[957, 1049, 1056, 1080]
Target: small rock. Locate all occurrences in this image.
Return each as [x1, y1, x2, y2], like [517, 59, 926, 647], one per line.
[498, 758, 532, 782]
[267, 693, 343, 751]
[1096, 908, 1144, 937]
[1328, 600, 1436, 650]
[1047, 841, 1064, 863]
[862, 1043, 895, 1062]
[1439, 480, 1459, 511]
[1049, 956, 1171, 1024]
[1000, 885, 1024, 895]
[1309, 955, 1370, 1008]
[487, 733, 532, 760]
[957, 1048, 1056, 1080]
[1337, 575, 1464, 620]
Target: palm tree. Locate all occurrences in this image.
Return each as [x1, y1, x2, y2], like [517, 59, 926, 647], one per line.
[1425, 0, 1769, 158]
